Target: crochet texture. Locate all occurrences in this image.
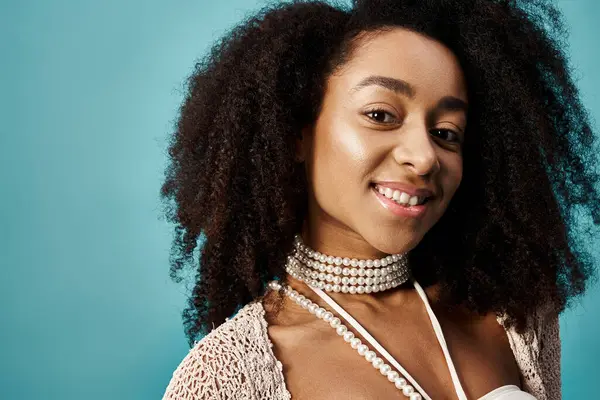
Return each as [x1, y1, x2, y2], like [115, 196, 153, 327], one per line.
[162, 298, 560, 400]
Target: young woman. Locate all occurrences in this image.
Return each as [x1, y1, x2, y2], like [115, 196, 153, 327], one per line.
[160, 0, 599, 398]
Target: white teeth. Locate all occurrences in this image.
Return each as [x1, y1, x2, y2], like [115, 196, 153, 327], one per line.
[399, 192, 410, 204]
[375, 185, 425, 206]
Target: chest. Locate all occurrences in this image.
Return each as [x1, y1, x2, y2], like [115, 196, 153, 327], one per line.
[266, 305, 521, 400]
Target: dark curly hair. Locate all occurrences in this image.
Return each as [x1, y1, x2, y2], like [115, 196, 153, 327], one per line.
[160, 0, 600, 345]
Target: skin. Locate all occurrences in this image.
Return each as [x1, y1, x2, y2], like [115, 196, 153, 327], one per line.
[263, 28, 520, 399]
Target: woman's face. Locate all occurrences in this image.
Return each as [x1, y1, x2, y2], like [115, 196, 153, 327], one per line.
[299, 28, 468, 255]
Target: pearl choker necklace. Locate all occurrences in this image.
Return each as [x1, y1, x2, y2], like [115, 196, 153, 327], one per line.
[284, 234, 411, 293]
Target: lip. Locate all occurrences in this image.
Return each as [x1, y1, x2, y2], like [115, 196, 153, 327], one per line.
[371, 185, 430, 218]
[372, 181, 435, 199]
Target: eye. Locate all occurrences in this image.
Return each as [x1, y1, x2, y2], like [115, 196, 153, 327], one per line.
[430, 128, 461, 143]
[364, 107, 399, 124]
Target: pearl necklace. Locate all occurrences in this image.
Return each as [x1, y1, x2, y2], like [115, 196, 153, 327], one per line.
[267, 279, 424, 400]
[285, 234, 411, 293]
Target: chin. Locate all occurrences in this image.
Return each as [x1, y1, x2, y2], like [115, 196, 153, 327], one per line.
[363, 231, 423, 255]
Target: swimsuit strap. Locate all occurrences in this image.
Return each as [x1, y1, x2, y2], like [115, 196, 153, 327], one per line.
[412, 278, 469, 400]
[308, 276, 469, 400]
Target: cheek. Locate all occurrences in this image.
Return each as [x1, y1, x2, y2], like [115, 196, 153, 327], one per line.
[441, 154, 463, 199]
[308, 117, 378, 209]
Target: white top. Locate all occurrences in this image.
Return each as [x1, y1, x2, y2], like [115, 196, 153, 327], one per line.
[308, 277, 537, 399]
[161, 283, 561, 399]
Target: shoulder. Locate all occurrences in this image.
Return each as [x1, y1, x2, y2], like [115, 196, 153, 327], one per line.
[532, 300, 561, 399]
[502, 300, 561, 400]
[161, 301, 271, 400]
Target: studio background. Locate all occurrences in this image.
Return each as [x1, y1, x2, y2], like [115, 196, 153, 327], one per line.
[1, 0, 598, 398]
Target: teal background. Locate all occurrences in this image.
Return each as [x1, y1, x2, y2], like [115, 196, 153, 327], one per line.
[1, 0, 598, 398]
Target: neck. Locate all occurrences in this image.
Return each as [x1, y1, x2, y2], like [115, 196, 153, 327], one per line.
[285, 273, 415, 310]
[284, 224, 414, 310]
[300, 221, 390, 261]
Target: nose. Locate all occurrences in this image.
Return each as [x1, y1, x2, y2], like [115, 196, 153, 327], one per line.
[391, 123, 440, 176]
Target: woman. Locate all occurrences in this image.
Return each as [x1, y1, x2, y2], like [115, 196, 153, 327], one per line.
[160, 0, 599, 398]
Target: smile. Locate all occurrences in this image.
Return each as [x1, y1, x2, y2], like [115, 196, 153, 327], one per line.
[371, 184, 430, 218]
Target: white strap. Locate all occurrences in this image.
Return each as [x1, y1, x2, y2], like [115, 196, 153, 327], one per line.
[308, 283, 432, 400]
[412, 279, 469, 400]
[308, 277, 470, 400]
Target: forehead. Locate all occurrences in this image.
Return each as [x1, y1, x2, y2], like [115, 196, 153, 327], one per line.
[334, 28, 468, 101]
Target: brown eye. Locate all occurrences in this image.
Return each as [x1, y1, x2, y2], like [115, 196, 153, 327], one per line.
[430, 128, 461, 143]
[365, 108, 398, 124]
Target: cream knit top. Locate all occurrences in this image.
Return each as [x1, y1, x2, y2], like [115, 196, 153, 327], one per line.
[162, 295, 561, 399]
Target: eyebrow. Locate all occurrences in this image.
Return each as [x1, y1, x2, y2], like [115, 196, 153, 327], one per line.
[349, 74, 468, 114]
[350, 75, 416, 98]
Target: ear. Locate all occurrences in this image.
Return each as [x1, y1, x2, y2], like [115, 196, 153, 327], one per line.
[294, 125, 312, 162]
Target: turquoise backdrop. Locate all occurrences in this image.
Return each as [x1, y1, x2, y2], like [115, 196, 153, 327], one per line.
[1, 0, 598, 398]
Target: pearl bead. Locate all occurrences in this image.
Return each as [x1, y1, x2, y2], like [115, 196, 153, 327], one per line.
[394, 377, 407, 389]
[350, 338, 361, 349]
[342, 257, 350, 266]
[349, 286, 357, 294]
[386, 370, 399, 382]
[343, 331, 354, 342]
[268, 281, 281, 290]
[315, 308, 325, 318]
[410, 393, 422, 400]
[329, 317, 341, 328]
[357, 286, 365, 294]
[322, 311, 333, 322]
[366, 260, 373, 267]
[350, 258, 358, 267]
[372, 357, 383, 369]
[364, 351, 376, 362]
[373, 259, 381, 267]
[357, 344, 368, 355]
[336, 325, 347, 335]
[379, 364, 391, 375]
[402, 386, 415, 396]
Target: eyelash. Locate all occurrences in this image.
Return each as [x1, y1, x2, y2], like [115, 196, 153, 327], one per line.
[364, 108, 462, 143]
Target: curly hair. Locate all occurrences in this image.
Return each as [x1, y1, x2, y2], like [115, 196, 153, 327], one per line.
[160, 0, 600, 345]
